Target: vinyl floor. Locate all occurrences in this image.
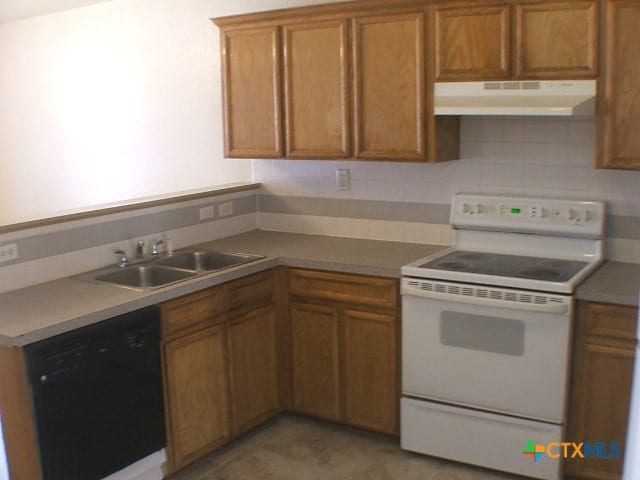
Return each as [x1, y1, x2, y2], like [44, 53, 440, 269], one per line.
[172, 414, 524, 480]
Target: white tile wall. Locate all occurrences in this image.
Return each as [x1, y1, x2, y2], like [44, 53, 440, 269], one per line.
[253, 117, 640, 261]
[257, 213, 453, 245]
[0, 212, 257, 294]
[0, 187, 259, 294]
[254, 117, 640, 217]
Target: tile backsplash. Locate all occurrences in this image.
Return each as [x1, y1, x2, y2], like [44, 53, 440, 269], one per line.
[255, 117, 638, 215]
[0, 189, 259, 294]
[252, 117, 640, 261]
[1, 117, 638, 295]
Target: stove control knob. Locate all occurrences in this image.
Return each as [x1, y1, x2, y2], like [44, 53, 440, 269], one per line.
[463, 203, 473, 214]
[582, 210, 592, 222]
[476, 204, 486, 214]
[540, 208, 549, 218]
[568, 209, 578, 221]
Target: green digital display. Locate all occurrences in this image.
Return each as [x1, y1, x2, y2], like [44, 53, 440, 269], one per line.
[511, 208, 522, 214]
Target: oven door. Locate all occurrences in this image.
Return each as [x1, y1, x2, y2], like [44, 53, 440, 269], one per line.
[401, 278, 573, 423]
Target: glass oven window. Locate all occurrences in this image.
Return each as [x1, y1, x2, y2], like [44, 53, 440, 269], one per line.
[440, 311, 525, 356]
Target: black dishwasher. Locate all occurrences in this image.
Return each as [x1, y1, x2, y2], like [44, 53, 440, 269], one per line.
[24, 306, 166, 480]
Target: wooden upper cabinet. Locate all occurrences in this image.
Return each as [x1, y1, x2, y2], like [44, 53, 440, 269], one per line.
[516, 1, 598, 78]
[221, 26, 282, 157]
[598, 0, 640, 169]
[283, 20, 350, 158]
[435, 4, 511, 81]
[352, 12, 425, 161]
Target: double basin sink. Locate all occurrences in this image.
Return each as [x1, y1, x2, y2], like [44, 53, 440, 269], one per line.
[94, 250, 264, 291]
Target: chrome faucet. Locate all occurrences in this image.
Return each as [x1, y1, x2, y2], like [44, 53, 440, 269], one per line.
[114, 249, 129, 267]
[151, 239, 164, 257]
[135, 240, 145, 259]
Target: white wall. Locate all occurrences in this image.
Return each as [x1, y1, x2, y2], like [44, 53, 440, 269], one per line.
[0, 0, 349, 225]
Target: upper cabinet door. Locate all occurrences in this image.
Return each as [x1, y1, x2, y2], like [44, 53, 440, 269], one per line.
[516, 1, 598, 78]
[599, 0, 640, 169]
[283, 21, 350, 158]
[435, 4, 511, 81]
[353, 12, 425, 161]
[221, 27, 282, 158]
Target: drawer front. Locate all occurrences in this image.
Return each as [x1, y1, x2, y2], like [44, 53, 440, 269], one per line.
[401, 398, 562, 480]
[227, 270, 274, 312]
[161, 286, 226, 338]
[289, 269, 398, 309]
[584, 302, 638, 341]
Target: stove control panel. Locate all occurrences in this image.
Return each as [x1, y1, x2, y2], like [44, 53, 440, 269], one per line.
[453, 194, 605, 237]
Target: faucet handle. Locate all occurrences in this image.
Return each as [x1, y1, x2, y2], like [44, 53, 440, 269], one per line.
[135, 240, 145, 259]
[114, 249, 129, 267]
[151, 239, 164, 256]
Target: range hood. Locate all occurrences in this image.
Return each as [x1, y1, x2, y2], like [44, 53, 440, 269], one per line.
[435, 80, 596, 116]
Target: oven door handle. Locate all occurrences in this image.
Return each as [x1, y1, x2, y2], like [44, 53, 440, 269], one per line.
[402, 282, 570, 314]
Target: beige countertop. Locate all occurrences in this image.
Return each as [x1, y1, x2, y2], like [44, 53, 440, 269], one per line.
[3, 230, 635, 347]
[0, 231, 444, 346]
[576, 261, 640, 308]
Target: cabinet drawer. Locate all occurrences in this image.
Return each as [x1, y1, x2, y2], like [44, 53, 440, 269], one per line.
[161, 287, 226, 338]
[227, 270, 274, 312]
[289, 269, 398, 309]
[583, 302, 638, 341]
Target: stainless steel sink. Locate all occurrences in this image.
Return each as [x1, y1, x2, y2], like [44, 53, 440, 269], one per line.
[155, 251, 264, 272]
[89, 249, 265, 291]
[95, 265, 197, 290]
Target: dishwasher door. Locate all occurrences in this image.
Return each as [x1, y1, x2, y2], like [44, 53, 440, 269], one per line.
[25, 306, 165, 480]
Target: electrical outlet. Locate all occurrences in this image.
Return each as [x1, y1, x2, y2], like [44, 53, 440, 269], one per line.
[0, 243, 19, 263]
[199, 205, 215, 220]
[336, 169, 350, 191]
[218, 202, 234, 217]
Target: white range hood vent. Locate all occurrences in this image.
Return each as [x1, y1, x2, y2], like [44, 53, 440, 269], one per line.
[435, 80, 596, 116]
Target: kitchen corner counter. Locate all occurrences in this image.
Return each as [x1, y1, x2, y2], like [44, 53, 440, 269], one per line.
[576, 261, 640, 307]
[199, 230, 442, 278]
[0, 231, 445, 346]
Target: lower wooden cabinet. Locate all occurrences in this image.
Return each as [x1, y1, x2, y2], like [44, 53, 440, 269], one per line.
[227, 304, 280, 435]
[566, 301, 638, 480]
[290, 302, 341, 421]
[343, 309, 397, 434]
[160, 267, 399, 474]
[289, 269, 399, 435]
[162, 323, 230, 472]
[161, 270, 280, 473]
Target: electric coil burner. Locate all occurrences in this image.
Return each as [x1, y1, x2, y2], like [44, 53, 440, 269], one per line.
[421, 250, 588, 282]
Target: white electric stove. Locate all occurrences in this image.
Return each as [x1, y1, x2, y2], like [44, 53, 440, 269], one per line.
[401, 194, 605, 480]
